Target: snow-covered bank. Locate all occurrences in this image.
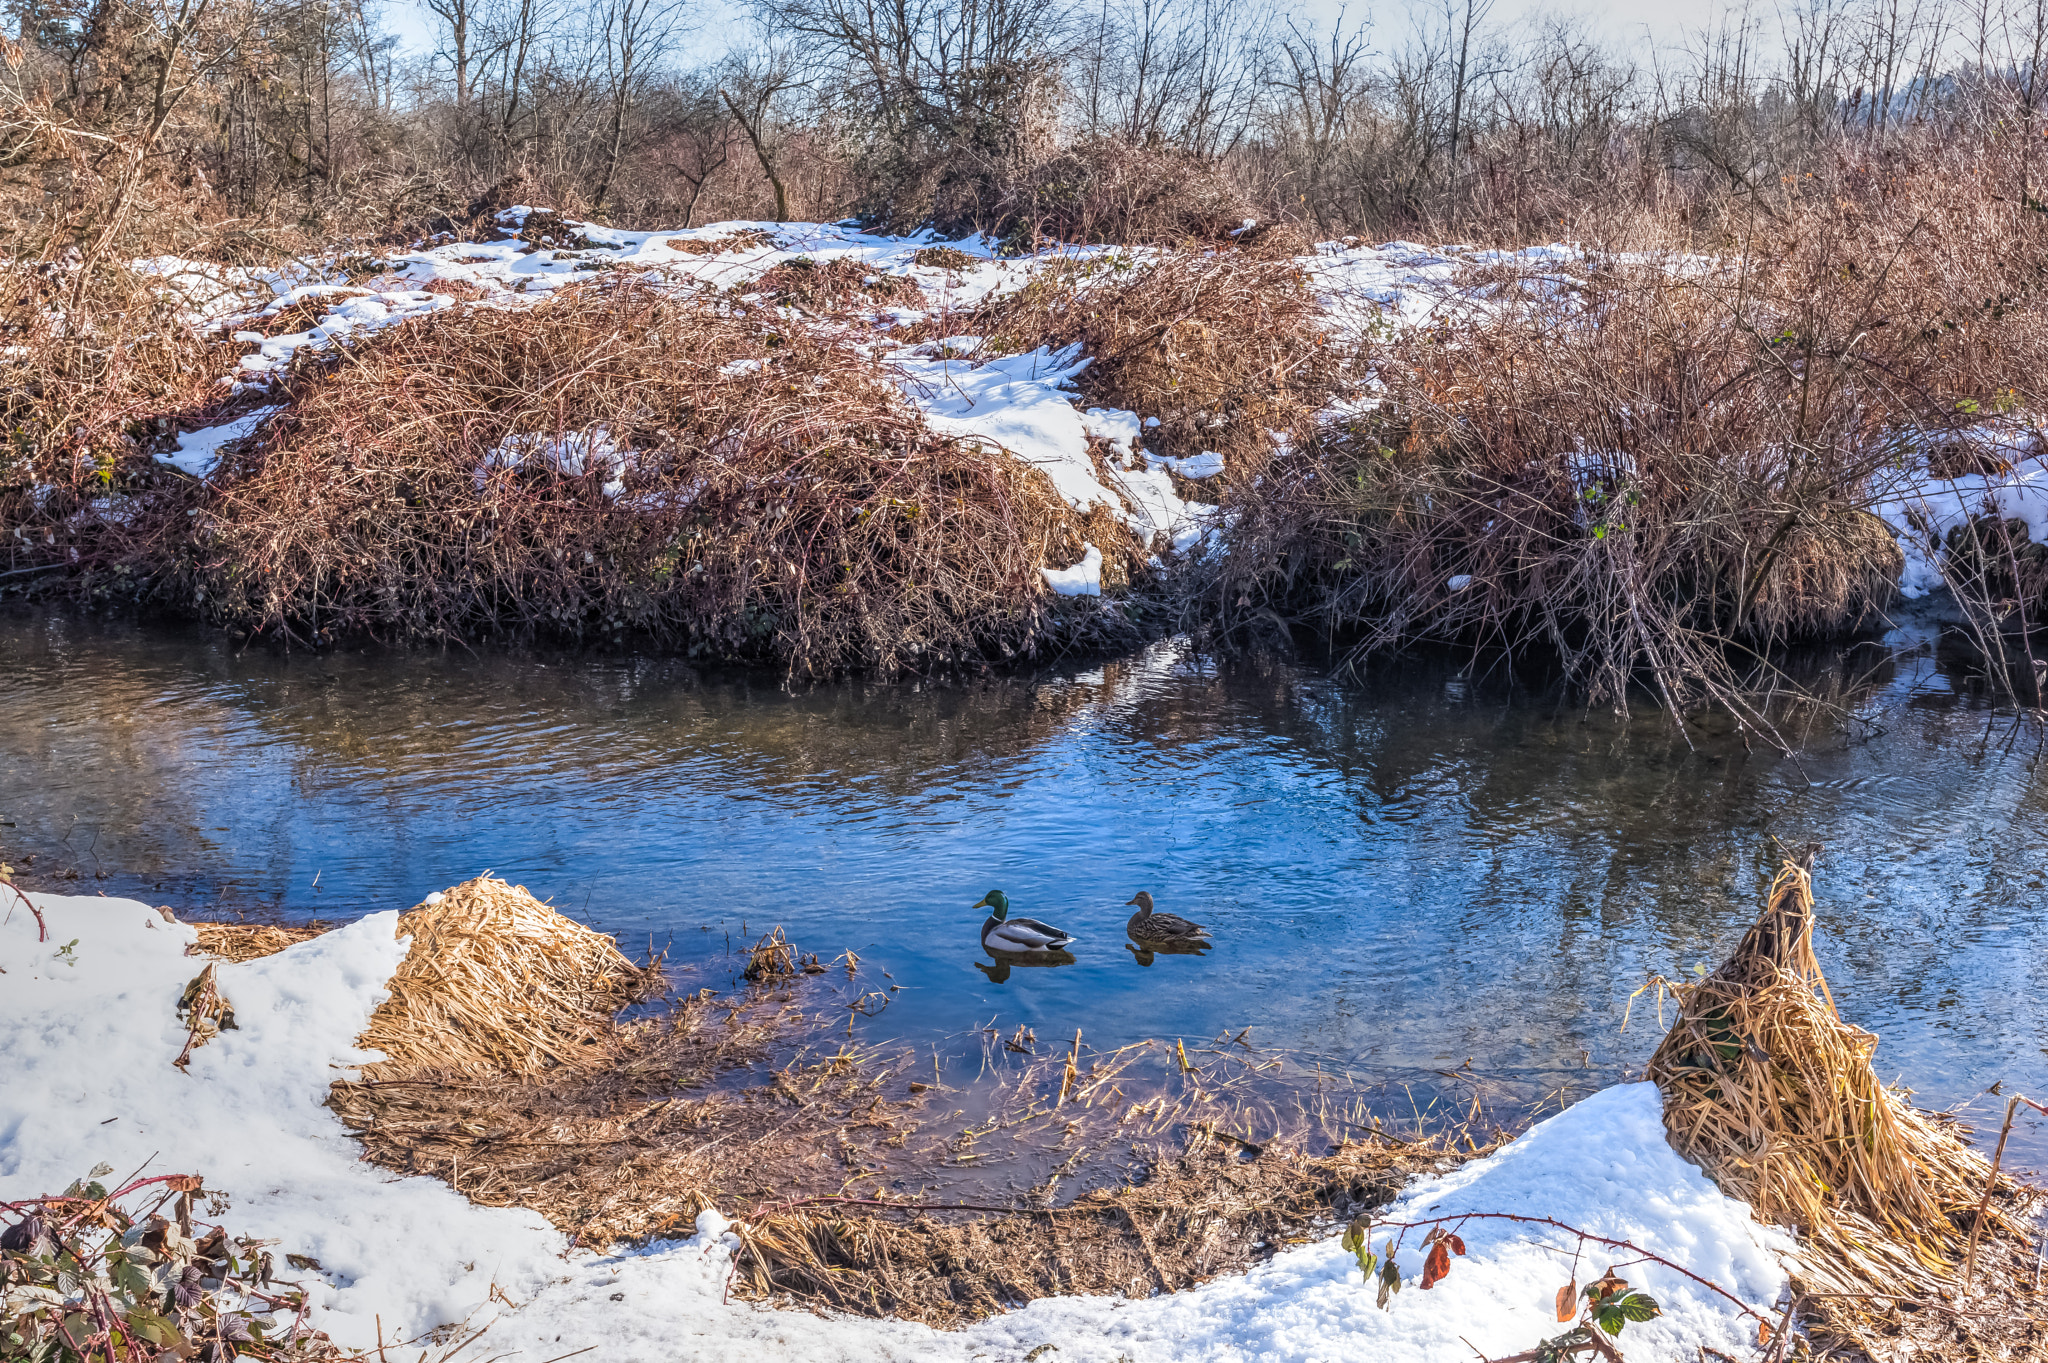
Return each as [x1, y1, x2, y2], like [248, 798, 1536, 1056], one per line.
[1, 891, 1788, 1361]
[0, 893, 564, 1344]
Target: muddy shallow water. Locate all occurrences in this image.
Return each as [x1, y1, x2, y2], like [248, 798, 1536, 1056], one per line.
[4, 605, 2047, 1164]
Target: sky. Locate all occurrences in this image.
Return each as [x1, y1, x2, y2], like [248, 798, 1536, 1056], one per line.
[376, 0, 1713, 64]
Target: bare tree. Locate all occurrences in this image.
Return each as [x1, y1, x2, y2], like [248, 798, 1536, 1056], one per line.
[720, 45, 801, 220]
[590, 0, 682, 213]
[1269, 10, 1371, 231]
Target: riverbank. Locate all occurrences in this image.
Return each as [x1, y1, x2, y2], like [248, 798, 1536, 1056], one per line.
[1, 885, 1790, 1362]
[8, 161, 2048, 706]
[5, 863, 2042, 1361]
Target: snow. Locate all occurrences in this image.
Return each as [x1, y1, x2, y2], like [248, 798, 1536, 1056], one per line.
[483, 428, 633, 498]
[1154, 450, 1226, 480]
[895, 344, 1111, 510]
[2, 890, 1792, 1363]
[1043, 544, 1103, 596]
[156, 406, 286, 478]
[1870, 424, 2048, 598]
[0, 893, 564, 1348]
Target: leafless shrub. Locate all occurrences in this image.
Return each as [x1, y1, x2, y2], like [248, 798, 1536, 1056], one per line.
[97, 281, 1091, 672]
[1206, 147, 2048, 718]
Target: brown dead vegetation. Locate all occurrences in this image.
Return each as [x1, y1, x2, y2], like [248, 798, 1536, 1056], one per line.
[754, 256, 922, 311]
[983, 139, 1274, 252]
[663, 229, 778, 256]
[80, 279, 1116, 672]
[724, 1134, 1445, 1326]
[1649, 851, 2047, 1360]
[0, 262, 238, 520]
[969, 250, 1340, 495]
[189, 922, 330, 962]
[1209, 148, 2048, 718]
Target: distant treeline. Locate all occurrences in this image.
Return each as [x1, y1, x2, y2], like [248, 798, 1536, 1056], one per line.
[5, 0, 2048, 254]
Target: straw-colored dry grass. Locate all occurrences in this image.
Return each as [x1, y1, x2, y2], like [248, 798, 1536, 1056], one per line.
[1649, 852, 2043, 1357]
[355, 875, 663, 1079]
[187, 922, 332, 962]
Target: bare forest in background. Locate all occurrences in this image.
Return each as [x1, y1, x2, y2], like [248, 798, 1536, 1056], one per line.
[7, 0, 2048, 257]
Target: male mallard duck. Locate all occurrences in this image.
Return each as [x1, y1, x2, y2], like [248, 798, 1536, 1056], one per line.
[975, 890, 1077, 953]
[1125, 891, 1209, 942]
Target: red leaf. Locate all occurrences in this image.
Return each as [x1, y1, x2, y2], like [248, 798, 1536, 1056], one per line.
[1758, 1318, 1774, 1346]
[1420, 1240, 1451, 1289]
[1446, 1233, 1466, 1256]
[1556, 1280, 1578, 1322]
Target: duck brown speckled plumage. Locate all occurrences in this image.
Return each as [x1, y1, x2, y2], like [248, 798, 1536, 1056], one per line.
[1125, 891, 1210, 942]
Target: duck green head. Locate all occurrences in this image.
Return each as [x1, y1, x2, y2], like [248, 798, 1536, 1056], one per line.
[973, 890, 1010, 920]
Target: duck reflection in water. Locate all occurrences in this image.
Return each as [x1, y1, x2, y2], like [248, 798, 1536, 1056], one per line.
[1124, 937, 1211, 967]
[975, 949, 1077, 984]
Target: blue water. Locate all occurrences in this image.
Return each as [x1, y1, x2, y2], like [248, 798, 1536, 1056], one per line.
[4, 606, 2046, 1161]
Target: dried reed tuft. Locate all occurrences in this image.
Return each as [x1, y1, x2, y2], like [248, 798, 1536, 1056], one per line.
[1649, 851, 2034, 1346]
[741, 927, 808, 982]
[188, 922, 331, 963]
[355, 874, 663, 1080]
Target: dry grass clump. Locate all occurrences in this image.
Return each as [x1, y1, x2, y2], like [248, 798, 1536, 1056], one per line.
[970, 250, 1340, 491]
[753, 256, 921, 312]
[188, 922, 332, 962]
[357, 874, 663, 1079]
[121, 280, 1090, 671]
[1649, 853, 2041, 1355]
[1210, 160, 2048, 715]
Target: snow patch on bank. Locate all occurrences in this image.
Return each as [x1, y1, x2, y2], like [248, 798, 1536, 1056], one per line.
[1872, 424, 2048, 597]
[0, 893, 564, 1347]
[156, 406, 287, 478]
[3, 890, 1789, 1362]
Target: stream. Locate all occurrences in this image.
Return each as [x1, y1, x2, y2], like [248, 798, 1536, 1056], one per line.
[4, 603, 2046, 1166]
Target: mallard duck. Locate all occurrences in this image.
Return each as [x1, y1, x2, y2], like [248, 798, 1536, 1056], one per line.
[975, 890, 1077, 953]
[1125, 891, 1209, 942]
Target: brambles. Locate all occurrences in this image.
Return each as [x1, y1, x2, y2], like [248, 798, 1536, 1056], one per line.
[0, 1171, 346, 1363]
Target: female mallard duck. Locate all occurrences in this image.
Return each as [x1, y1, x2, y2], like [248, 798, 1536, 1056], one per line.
[975, 890, 1077, 953]
[1125, 891, 1209, 942]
